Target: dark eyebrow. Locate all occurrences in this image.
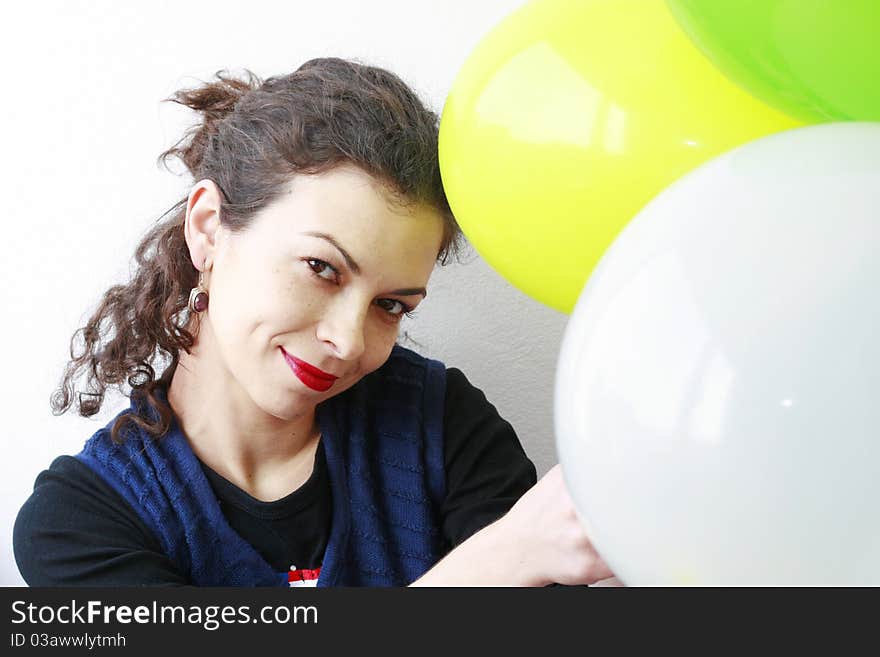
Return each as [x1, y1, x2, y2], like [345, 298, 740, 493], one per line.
[303, 231, 361, 274]
[301, 231, 427, 298]
[389, 287, 427, 298]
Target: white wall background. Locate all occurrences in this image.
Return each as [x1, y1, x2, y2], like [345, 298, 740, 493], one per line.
[0, 0, 571, 585]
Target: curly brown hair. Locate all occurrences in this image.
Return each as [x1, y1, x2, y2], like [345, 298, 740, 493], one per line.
[51, 57, 462, 442]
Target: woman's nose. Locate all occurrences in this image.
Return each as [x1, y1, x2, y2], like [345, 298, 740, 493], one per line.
[316, 302, 367, 362]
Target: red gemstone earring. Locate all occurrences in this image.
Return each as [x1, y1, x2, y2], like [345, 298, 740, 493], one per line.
[188, 269, 209, 313]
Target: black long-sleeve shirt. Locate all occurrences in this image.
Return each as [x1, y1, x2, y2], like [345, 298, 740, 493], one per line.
[14, 368, 538, 586]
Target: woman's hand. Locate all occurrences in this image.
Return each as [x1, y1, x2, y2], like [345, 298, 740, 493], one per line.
[495, 464, 617, 586]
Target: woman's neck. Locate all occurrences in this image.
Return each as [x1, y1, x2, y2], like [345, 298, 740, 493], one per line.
[166, 343, 321, 502]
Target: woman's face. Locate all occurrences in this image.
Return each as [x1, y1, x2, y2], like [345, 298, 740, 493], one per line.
[201, 164, 445, 420]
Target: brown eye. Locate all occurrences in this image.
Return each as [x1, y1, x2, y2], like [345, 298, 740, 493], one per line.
[376, 298, 409, 317]
[306, 258, 339, 283]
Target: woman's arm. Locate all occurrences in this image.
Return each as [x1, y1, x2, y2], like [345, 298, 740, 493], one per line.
[422, 368, 615, 586]
[411, 464, 614, 586]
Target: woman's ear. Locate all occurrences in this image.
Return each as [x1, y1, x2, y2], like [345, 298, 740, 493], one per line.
[183, 179, 224, 271]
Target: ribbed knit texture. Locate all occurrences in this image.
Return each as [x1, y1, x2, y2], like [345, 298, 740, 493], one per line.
[76, 345, 447, 587]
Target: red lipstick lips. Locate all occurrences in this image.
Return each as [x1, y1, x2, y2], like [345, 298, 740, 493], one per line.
[281, 348, 338, 392]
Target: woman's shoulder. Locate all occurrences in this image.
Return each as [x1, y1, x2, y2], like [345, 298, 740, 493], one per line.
[372, 347, 490, 401]
[20, 454, 125, 505]
[373, 347, 512, 423]
[13, 454, 179, 586]
[15, 454, 158, 546]
[351, 346, 448, 414]
[372, 344, 446, 381]
[443, 366, 486, 401]
[441, 366, 533, 465]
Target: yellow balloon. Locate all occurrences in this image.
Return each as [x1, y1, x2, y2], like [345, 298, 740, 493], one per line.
[439, 0, 802, 313]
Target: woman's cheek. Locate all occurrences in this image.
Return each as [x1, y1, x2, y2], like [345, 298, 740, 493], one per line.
[285, 278, 324, 314]
[377, 321, 401, 359]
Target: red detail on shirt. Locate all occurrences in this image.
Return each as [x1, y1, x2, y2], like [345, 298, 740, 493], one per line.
[288, 567, 321, 583]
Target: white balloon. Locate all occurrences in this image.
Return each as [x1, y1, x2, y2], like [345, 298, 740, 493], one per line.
[555, 123, 880, 586]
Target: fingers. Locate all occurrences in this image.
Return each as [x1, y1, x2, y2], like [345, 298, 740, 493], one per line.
[510, 463, 619, 586]
[549, 463, 617, 585]
[590, 576, 624, 587]
[588, 555, 616, 582]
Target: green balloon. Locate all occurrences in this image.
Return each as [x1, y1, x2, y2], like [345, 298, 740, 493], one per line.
[667, 0, 880, 122]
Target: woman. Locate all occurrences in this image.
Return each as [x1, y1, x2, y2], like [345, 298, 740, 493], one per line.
[14, 58, 614, 587]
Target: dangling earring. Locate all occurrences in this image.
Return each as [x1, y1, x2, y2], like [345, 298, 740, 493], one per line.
[188, 268, 209, 313]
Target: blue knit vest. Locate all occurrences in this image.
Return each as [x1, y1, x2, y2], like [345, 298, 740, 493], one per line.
[75, 345, 448, 587]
